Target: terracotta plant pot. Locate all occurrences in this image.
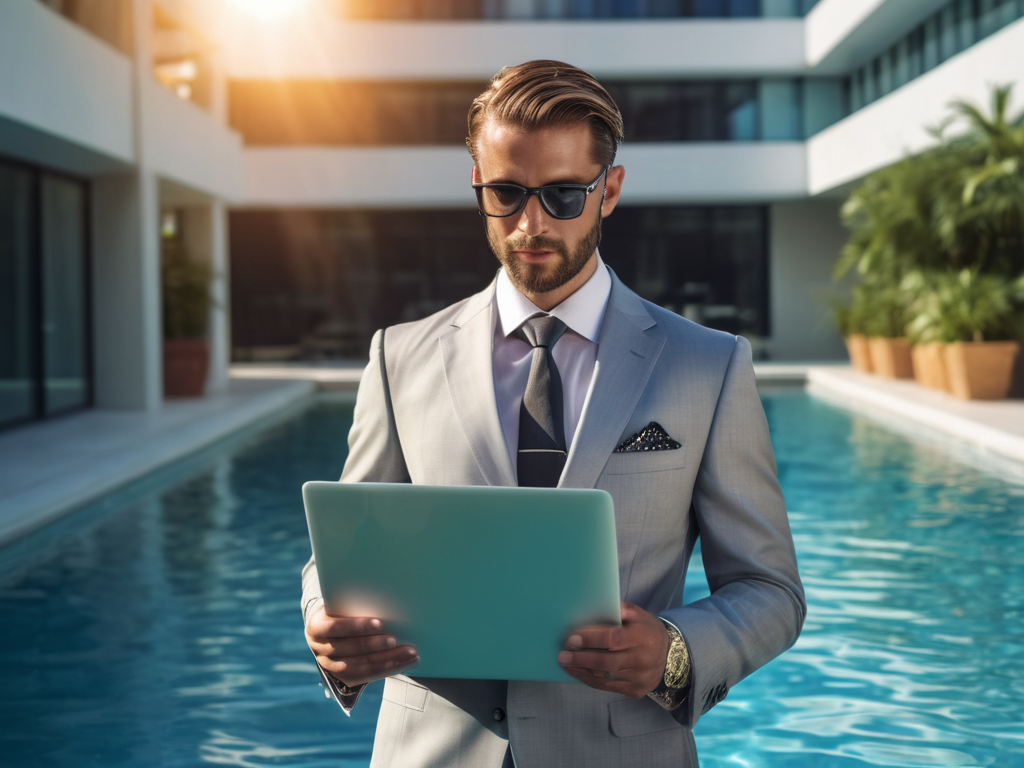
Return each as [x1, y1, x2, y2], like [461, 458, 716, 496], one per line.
[845, 334, 873, 373]
[867, 337, 913, 379]
[943, 341, 1019, 400]
[164, 339, 210, 397]
[911, 343, 949, 392]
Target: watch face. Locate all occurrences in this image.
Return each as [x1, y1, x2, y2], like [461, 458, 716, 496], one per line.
[664, 636, 690, 689]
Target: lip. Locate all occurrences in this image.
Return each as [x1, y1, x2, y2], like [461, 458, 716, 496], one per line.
[513, 249, 554, 262]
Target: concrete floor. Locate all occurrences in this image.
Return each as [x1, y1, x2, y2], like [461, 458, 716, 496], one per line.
[0, 377, 317, 547]
[3, 362, 1024, 549]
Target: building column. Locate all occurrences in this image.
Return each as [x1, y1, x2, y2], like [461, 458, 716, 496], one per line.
[767, 199, 849, 362]
[180, 201, 230, 393]
[91, 169, 163, 410]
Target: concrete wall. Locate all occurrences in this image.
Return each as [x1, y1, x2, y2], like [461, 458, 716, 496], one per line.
[241, 143, 808, 208]
[223, 17, 807, 80]
[145, 80, 244, 201]
[808, 18, 1024, 194]
[767, 198, 849, 361]
[0, 1, 134, 171]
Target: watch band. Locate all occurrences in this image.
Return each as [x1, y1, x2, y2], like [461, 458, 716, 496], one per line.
[647, 618, 691, 711]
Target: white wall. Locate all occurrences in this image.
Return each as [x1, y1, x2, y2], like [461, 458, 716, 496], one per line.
[807, 18, 1024, 195]
[0, 1, 134, 171]
[806, 0, 948, 72]
[145, 81, 244, 202]
[768, 198, 849, 361]
[241, 143, 808, 208]
[223, 17, 807, 80]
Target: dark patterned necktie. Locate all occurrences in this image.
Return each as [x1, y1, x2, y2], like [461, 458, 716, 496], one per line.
[516, 314, 568, 488]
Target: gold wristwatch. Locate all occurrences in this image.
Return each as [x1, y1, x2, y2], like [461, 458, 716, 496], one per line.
[647, 618, 691, 710]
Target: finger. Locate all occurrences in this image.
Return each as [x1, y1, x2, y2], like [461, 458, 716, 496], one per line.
[561, 664, 635, 694]
[566, 626, 628, 652]
[319, 616, 387, 639]
[321, 646, 419, 687]
[558, 648, 633, 673]
[309, 632, 399, 659]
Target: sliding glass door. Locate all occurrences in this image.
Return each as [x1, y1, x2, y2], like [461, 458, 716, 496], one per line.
[0, 158, 91, 430]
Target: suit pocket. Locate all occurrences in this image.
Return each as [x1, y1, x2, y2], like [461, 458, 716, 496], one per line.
[603, 444, 687, 475]
[382, 677, 428, 711]
[607, 698, 681, 737]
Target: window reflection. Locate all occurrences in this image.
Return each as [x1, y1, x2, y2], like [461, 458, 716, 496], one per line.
[231, 77, 831, 145]
[0, 161, 91, 431]
[845, 0, 1024, 114]
[0, 165, 36, 428]
[337, 0, 820, 18]
[40, 176, 89, 415]
[228, 205, 769, 362]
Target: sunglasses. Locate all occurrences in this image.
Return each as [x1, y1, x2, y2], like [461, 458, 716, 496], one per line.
[472, 167, 609, 220]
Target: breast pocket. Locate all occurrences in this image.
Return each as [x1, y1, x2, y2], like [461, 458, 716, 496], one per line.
[603, 443, 687, 475]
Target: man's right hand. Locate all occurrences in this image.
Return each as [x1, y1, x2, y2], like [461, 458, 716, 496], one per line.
[305, 603, 419, 687]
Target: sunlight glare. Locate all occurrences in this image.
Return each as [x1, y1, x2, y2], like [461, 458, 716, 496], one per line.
[227, 0, 311, 22]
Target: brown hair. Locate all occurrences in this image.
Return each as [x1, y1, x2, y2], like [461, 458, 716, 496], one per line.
[466, 60, 624, 168]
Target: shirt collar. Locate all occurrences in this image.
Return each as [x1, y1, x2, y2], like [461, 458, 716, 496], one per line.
[496, 251, 611, 343]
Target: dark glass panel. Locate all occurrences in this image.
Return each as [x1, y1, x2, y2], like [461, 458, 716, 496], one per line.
[40, 175, 89, 415]
[729, 0, 760, 16]
[0, 163, 36, 427]
[692, 0, 726, 16]
[229, 205, 769, 361]
[602, 206, 769, 336]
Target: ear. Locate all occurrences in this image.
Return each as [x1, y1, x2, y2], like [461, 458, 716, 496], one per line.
[601, 165, 625, 218]
[471, 166, 478, 183]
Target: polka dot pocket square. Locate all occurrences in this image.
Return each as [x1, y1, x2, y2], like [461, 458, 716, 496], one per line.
[614, 422, 682, 453]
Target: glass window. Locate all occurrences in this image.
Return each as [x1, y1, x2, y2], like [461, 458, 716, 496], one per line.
[958, 0, 977, 47]
[40, 175, 89, 415]
[923, 16, 940, 70]
[229, 205, 770, 362]
[758, 80, 801, 140]
[729, 0, 760, 17]
[725, 82, 758, 140]
[907, 27, 924, 80]
[693, 0, 726, 15]
[877, 49, 893, 96]
[939, 4, 959, 61]
[0, 164, 36, 428]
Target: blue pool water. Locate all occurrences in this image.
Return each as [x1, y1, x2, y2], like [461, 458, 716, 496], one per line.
[0, 392, 1021, 766]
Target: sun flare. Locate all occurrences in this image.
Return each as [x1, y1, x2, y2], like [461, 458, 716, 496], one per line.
[227, 0, 311, 22]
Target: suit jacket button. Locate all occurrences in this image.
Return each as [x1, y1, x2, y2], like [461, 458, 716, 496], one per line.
[493, 708, 506, 722]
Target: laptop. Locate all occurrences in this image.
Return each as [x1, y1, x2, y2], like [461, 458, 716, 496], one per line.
[302, 481, 621, 683]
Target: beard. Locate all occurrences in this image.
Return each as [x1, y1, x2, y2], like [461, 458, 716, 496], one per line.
[487, 215, 602, 296]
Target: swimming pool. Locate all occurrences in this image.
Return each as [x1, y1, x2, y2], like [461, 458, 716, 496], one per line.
[0, 391, 1021, 766]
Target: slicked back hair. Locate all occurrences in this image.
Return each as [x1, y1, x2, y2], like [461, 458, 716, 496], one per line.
[466, 60, 624, 168]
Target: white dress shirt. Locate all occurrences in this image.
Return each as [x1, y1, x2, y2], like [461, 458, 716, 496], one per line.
[493, 252, 612, 477]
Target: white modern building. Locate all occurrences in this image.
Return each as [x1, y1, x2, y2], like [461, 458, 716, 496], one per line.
[1, 0, 1022, 433]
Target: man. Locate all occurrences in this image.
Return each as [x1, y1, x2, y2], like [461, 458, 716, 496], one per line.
[303, 60, 805, 767]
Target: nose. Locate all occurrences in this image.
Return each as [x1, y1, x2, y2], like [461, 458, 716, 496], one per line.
[516, 193, 549, 237]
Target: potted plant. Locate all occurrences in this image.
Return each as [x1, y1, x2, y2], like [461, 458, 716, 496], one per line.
[861, 281, 914, 379]
[162, 238, 214, 397]
[906, 269, 1024, 399]
[902, 271, 949, 392]
[832, 287, 874, 373]
[836, 84, 1024, 393]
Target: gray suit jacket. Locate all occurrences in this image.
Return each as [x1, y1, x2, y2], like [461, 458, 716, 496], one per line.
[302, 269, 805, 768]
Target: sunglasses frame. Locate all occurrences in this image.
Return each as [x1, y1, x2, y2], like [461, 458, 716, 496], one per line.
[472, 166, 609, 220]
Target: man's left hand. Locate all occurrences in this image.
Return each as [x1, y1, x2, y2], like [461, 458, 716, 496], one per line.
[557, 602, 670, 698]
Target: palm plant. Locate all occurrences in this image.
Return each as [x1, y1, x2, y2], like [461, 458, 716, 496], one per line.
[835, 83, 1024, 343]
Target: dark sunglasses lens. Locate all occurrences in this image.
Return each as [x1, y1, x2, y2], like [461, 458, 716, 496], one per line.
[478, 185, 526, 216]
[539, 187, 587, 219]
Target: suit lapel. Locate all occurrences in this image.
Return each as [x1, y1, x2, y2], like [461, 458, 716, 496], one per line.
[440, 281, 518, 488]
[559, 272, 665, 490]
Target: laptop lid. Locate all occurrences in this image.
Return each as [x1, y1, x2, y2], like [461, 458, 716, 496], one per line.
[303, 481, 621, 683]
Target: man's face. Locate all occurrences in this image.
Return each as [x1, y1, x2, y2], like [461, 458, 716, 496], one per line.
[474, 120, 624, 310]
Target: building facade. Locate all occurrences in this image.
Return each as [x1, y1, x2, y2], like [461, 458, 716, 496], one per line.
[1, 0, 1022, 429]
[222, 0, 1024, 365]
